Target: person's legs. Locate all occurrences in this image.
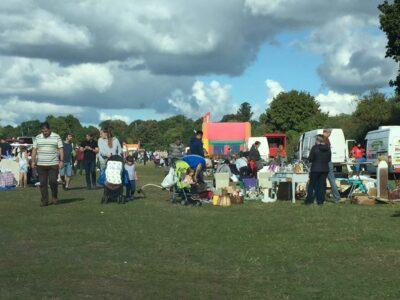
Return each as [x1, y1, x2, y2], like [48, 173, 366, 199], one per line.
[357, 157, 366, 172]
[316, 172, 328, 205]
[19, 172, 24, 187]
[65, 162, 72, 188]
[78, 160, 83, 175]
[327, 162, 340, 202]
[37, 166, 49, 205]
[84, 160, 92, 188]
[306, 172, 317, 204]
[130, 180, 136, 199]
[48, 165, 59, 201]
[21, 172, 27, 188]
[126, 183, 132, 199]
[60, 165, 66, 188]
[90, 160, 97, 188]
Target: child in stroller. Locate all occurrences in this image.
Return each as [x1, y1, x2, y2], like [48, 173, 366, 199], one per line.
[101, 155, 125, 204]
[169, 160, 202, 206]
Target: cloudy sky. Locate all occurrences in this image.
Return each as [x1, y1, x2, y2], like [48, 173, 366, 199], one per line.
[0, 0, 397, 126]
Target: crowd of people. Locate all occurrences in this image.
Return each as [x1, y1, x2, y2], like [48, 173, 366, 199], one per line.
[1, 123, 369, 207]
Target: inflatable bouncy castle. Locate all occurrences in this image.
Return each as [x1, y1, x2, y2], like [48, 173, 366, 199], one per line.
[202, 113, 251, 156]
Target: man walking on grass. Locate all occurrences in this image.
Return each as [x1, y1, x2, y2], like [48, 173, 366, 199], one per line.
[60, 133, 73, 190]
[31, 122, 64, 207]
[80, 133, 98, 189]
[323, 129, 341, 203]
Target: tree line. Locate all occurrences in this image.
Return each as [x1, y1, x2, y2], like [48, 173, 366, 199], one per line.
[1, 90, 399, 155]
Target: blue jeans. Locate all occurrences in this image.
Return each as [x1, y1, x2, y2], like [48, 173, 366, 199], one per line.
[84, 160, 96, 188]
[126, 180, 136, 199]
[355, 157, 366, 172]
[60, 162, 73, 177]
[328, 162, 340, 202]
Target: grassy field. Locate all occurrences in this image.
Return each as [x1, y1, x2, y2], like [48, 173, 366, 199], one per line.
[1, 164, 400, 299]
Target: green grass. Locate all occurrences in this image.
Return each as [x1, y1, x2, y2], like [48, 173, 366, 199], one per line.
[1, 165, 400, 299]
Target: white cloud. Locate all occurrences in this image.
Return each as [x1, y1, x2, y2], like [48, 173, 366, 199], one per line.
[316, 91, 358, 116]
[0, 0, 91, 49]
[0, 96, 86, 125]
[168, 80, 233, 120]
[302, 15, 397, 93]
[99, 112, 130, 124]
[0, 56, 113, 96]
[265, 79, 284, 105]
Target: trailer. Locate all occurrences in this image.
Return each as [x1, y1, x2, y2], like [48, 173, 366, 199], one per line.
[264, 133, 286, 159]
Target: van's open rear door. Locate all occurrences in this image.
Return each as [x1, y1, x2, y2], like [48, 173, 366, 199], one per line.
[346, 140, 356, 160]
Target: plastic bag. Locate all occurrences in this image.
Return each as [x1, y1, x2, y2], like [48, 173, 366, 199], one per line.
[97, 170, 106, 186]
[161, 167, 175, 188]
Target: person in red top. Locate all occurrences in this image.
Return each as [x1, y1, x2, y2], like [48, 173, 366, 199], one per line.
[75, 146, 84, 175]
[351, 143, 366, 172]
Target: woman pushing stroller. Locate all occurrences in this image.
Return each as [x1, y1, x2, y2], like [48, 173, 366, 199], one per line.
[98, 126, 123, 171]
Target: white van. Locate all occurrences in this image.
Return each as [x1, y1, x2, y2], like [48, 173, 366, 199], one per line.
[297, 129, 350, 165]
[365, 126, 400, 173]
[247, 137, 269, 161]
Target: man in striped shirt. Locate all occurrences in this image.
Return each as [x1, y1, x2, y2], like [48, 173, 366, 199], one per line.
[31, 122, 64, 207]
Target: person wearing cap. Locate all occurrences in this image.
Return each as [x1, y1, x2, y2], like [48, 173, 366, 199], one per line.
[189, 130, 205, 157]
[323, 128, 340, 202]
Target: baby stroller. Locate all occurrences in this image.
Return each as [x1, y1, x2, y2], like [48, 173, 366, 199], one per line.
[101, 155, 125, 204]
[167, 160, 201, 206]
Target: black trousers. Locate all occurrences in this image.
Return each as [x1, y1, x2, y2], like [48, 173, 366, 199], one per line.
[306, 172, 328, 205]
[84, 160, 96, 188]
[37, 165, 59, 204]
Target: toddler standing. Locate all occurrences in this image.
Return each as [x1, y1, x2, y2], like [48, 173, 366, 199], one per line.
[17, 147, 29, 188]
[125, 156, 138, 201]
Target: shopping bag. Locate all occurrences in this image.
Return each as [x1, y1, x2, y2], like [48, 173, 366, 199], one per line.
[97, 170, 106, 186]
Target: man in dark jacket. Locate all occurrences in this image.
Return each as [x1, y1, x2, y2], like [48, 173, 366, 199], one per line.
[249, 141, 261, 161]
[189, 131, 204, 157]
[306, 134, 331, 205]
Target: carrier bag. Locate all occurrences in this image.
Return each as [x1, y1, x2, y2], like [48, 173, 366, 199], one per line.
[97, 170, 106, 186]
[161, 167, 175, 188]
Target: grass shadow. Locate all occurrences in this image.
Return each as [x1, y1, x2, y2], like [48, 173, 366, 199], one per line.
[66, 186, 87, 191]
[59, 198, 85, 205]
[391, 211, 400, 217]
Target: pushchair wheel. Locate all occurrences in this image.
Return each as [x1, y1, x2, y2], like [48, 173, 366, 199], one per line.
[180, 200, 187, 206]
[118, 195, 125, 204]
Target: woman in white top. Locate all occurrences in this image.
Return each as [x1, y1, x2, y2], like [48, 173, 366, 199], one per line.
[98, 127, 123, 171]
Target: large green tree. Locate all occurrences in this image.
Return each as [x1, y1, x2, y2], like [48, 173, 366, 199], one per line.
[379, 0, 400, 95]
[351, 91, 393, 141]
[236, 102, 253, 122]
[19, 120, 41, 137]
[261, 90, 327, 155]
[263, 90, 327, 133]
